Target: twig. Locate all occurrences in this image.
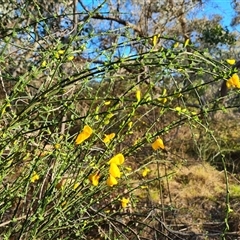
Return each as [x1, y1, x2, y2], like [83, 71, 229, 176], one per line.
[0, 215, 27, 228]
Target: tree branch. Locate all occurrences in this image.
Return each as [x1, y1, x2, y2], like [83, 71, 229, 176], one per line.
[88, 13, 144, 37]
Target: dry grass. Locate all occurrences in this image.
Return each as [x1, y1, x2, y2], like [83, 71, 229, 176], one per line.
[122, 108, 240, 238]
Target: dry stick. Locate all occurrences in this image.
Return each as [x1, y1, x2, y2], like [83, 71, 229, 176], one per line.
[0, 69, 14, 113]
[0, 70, 8, 98]
[0, 215, 27, 228]
[156, 156, 166, 231]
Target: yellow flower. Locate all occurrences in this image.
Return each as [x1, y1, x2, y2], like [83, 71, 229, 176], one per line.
[106, 113, 114, 119]
[184, 38, 190, 47]
[152, 138, 165, 150]
[75, 125, 93, 145]
[103, 133, 115, 144]
[108, 153, 125, 165]
[136, 89, 141, 103]
[142, 167, 151, 177]
[106, 175, 118, 187]
[54, 143, 61, 150]
[226, 59, 236, 65]
[175, 106, 181, 111]
[162, 97, 167, 103]
[104, 101, 111, 105]
[30, 171, 39, 183]
[226, 73, 240, 89]
[41, 60, 47, 67]
[89, 172, 100, 186]
[152, 34, 160, 46]
[67, 55, 74, 61]
[58, 49, 65, 55]
[173, 42, 179, 48]
[73, 182, 80, 190]
[128, 121, 133, 129]
[120, 197, 129, 208]
[109, 163, 121, 178]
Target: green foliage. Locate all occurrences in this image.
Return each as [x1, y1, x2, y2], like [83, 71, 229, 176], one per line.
[202, 25, 236, 46]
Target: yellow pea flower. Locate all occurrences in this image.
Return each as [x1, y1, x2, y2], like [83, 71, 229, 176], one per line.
[73, 182, 80, 190]
[109, 163, 121, 178]
[75, 125, 93, 145]
[58, 50, 65, 55]
[106, 175, 118, 187]
[173, 42, 179, 48]
[152, 34, 160, 47]
[103, 133, 115, 144]
[142, 167, 151, 177]
[88, 172, 100, 186]
[120, 197, 129, 208]
[176, 107, 181, 111]
[152, 138, 165, 151]
[136, 89, 141, 103]
[184, 38, 190, 47]
[162, 97, 167, 103]
[162, 88, 167, 96]
[54, 143, 61, 150]
[108, 153, 125, 165]
[104, 101, 111, 105]
[41, 60, 47, 67]
[106, 113, 114, 119]
[30, 171, 39, 183]
[232, 74, 240, 88]
[226, 80, 232, 89]
[67, 55, 74, 61]
[226, 59, 236, 65]
[55, 50, 66, 59]
[226, 73, 240, 89]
